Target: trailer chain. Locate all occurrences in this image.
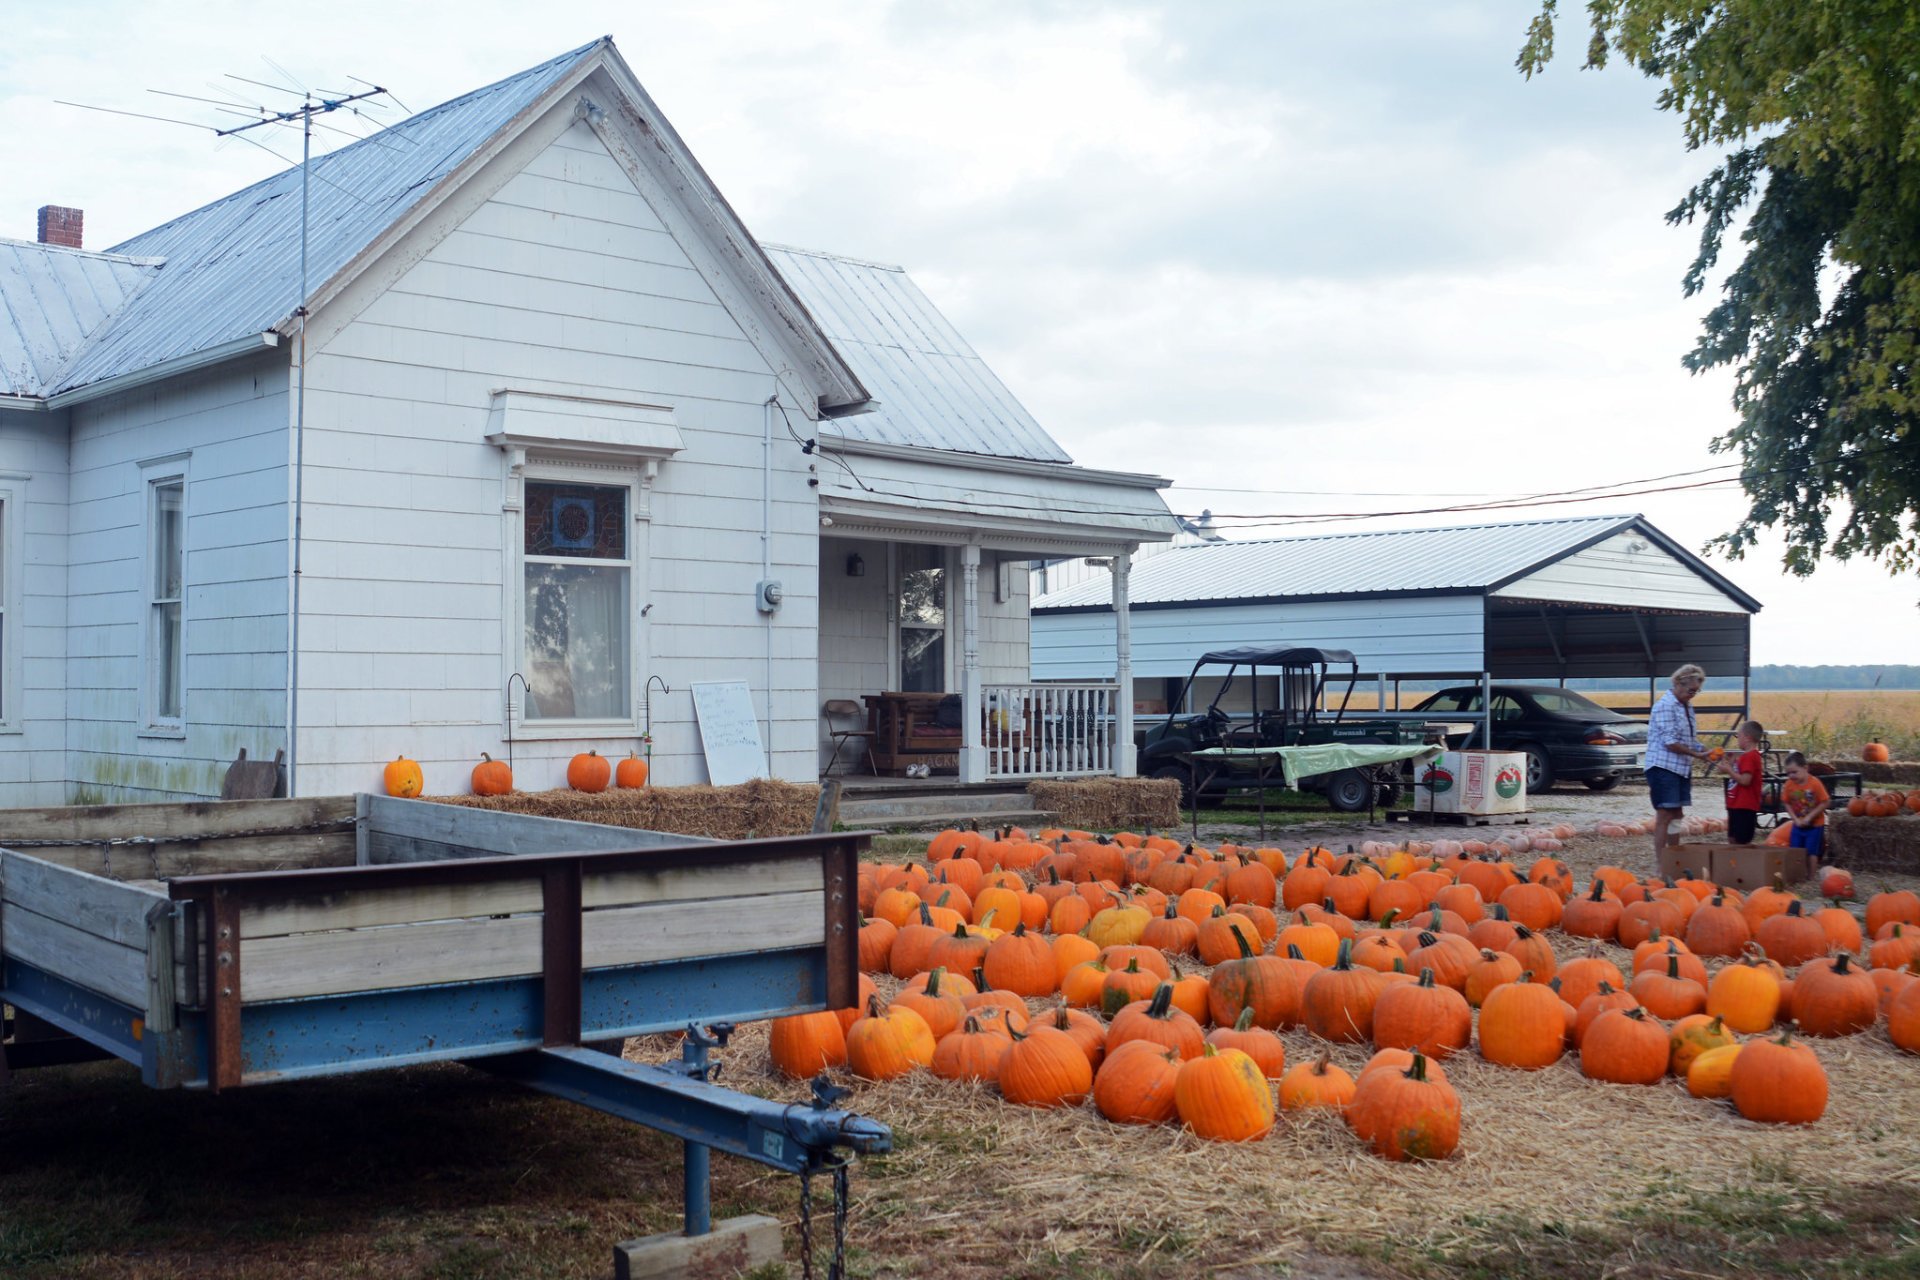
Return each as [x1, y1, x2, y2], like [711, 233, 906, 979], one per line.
[796, 1158, 852, 1280]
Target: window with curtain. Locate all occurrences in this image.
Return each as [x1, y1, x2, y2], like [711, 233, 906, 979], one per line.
[523, 479, 631, 721]
[897, 544, 946, 692]
[147, 478, 185, 726]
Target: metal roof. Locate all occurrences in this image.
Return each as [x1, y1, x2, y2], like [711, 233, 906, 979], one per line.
[0, 239, 161, 397]
[1033, 513, 1737, 610]
[763, 244, 1073, 464]
[45, 41, 606, 398]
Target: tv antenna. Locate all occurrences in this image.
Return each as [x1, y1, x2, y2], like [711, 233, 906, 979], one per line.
[59, 63, 408, 800]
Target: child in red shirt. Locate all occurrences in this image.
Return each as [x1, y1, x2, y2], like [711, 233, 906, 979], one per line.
[1715, 720, 1765, 845]
[1781, 751, 1830, 867]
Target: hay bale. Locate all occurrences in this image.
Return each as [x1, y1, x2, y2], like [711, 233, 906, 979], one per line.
[426, 778, 820, 840]
[1828, 812, 1920, 874]
[1856, 760, 1920, 786]
[1026, 777, 1181, 832]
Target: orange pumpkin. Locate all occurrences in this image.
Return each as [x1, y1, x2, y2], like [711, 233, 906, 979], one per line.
[567, 750, 612, 793]
[469, 752, 512, 796]
[614, 752, 649, 788]
[383, 755, 423, 798]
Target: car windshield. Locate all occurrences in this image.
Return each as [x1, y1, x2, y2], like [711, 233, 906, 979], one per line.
[1528, 689, 1620, 716]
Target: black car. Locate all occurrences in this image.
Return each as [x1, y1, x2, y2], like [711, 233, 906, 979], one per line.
[1407, 684, 1647, 793]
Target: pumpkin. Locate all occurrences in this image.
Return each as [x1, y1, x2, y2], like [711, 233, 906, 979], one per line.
[1863, 740, 1891, 763]
[846, 996, 934, 1079]
[929, 1016, 1012, 1083]
[1466, 904, 1519, 953]
[1685, 891, 1753, 958]
[1039, 1006, 1108, 1069]
[1742, 879, 1796, 933]
[1871, 923, 1920, 971]
[1196, 907, 1264, 966]
[1099, 958, 1162, 1017]
[1347, 1052, 1460, 1162]
[982, 923, 1057, 997]
[1867, 890, 1920, 937]
[566, 750, 611, 793]
[1819, 867, 1855, 900]
[1730, 1028, 1828, 1123]
[1206, 1008, 1287, 1079]
[768, 1010, 847, 1078]
[998, 1026, 1093, 1107]
[1667, 1013, 1738, 1077]
[1755, 900, 1831, 968]
[469, 752, 512, 796]
[1561, 880, 1622, 941]
[1632, 941, 1708, 988]
[1464, 948, 1523, 1008]
[383, 755, 424, 798]
[1406, 931, 1476, 992]
[1581, 1007, 1669, 1085]
[1051, 933, 1101, 981]
[1093, 1039, 1182, 1124]
[1686, 1042, 1743, 1098]
[1372, 968, 1472, 1060]
[1086, 903, 1151, 949]
[614, 752, 648, 788]
[1302, 938, 1383, 1044]
[1275, 913, 1341, 968]
[1207, 926, 1302, 1029]
[1812, 902, 1863, 955]
[1279, 1051, 1356, 1112]
[891, 968, 967, 1039]
[1477, 978, 1567, 1069]
[857, 916, 897, 973]
[1108, 984, 1206, 1060]
[1629, 952, 1707, 1021]
[1888, 975, 1920, 1054]
[927, 923, 992, 979]
[1572, 982, 1640, 1048]
[1140, 902, 1199, 957]
[1707, 950, 1783, 1033]
[1497, 882, 1563, 932]
[1502, 925, 1558, 985]
[1174, 1044, 1275, 1141]
[1791, 952, 1878, 1037]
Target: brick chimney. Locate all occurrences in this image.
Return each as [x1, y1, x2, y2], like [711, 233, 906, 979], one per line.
[36, 205, 84, 249]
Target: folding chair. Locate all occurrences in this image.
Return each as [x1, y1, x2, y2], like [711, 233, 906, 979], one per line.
[823, 699, 876, 776]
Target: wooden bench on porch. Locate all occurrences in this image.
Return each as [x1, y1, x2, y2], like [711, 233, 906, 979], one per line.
[863, 692, 965, 776]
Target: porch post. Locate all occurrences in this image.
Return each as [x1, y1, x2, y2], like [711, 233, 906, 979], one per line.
[1113, 547, 1136, 778]
[959, 544, 986, 783]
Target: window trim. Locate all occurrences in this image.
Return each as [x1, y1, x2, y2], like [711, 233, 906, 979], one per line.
[139, 455, 190, 737]
[0, 481, 22, 735]
[505, 457, 648, 740]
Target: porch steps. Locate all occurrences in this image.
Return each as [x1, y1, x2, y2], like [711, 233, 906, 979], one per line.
[834, 782, 1054, 833]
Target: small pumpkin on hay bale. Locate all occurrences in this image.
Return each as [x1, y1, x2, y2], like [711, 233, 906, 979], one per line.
[1026, 777, 1180, 833]
[429, 777, 819, 840]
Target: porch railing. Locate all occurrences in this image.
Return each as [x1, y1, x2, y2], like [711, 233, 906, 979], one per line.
[983, 683, 1120, 779]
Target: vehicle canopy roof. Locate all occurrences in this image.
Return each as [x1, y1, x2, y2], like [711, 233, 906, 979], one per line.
[1195, 646, 1358, 668]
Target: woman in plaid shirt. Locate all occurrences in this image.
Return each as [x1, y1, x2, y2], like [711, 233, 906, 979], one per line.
[1646, 664, 1712, 862]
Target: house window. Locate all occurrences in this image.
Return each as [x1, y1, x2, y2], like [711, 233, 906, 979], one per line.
[146, 475, 186, 728]
[522, 478, 632, 721]
[897, 544, 946, 692]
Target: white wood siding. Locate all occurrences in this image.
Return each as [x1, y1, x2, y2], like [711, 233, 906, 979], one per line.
[62, 354, 290, 802]
[1493, 531, 1748, 614]
[1032, 595, 1486, 681]
[297, 120, 820, 794]
[0, 407, 71, 804]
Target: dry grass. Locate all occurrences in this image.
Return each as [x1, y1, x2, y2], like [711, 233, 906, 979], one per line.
[424, 778, 821, 840]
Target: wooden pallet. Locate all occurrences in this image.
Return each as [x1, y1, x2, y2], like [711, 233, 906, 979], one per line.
[1383, 809, 1533, 827]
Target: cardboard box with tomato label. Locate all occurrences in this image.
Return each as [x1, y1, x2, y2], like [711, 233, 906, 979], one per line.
[1417, 751, 1528, 816]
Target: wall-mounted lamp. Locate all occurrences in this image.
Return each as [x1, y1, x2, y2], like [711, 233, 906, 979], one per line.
[846, 552, 866, 578]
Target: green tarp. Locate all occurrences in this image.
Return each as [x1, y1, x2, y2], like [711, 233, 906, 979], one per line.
[1187, 742, 1444, 789]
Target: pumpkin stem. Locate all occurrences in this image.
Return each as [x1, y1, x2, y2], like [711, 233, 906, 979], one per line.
[1146, 983, 1174, 1019]
[1200, 1042, 1219, 1058]
[1405, 1051, 1429, 1082]
[1233, 1007, 1256, 1032]
[1588, 880, 1608, 902]
[1234, 927, 1257, 960]
[1287, 944, 1306, 960]
[972, 966, 988, 990]
[918, 903, 935, 926]
[1332, 937, 1354, 971]
[1417, 930, 1439, 948]
[926, 967, 945, 996]
[1417, 967, 1436, 989]
[1125, 958, 1142, 973]
[1378, 908, 1400, 929]
[866, 993, 884, 1018]
[962, 1015, 980, 1034]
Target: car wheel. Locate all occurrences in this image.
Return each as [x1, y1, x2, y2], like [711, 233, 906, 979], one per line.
[1584, 775, 1622, 792]
[1325, 768, 1372, 813]
[1521, 744, 1555, 794]
[1149, 763, 1196, 808]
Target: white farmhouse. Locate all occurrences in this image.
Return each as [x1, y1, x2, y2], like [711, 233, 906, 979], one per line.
[0, 39, 1173, 805]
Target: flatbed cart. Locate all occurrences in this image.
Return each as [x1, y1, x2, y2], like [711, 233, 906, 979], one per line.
[1179, 743, 1444, 839]
[0, 793, 889, 1277]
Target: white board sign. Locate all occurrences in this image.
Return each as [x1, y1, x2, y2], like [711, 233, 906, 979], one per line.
[690, 680, 769, 786]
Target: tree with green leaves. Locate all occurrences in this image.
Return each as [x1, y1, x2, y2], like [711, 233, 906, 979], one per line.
[1520, 2, 1920, 574]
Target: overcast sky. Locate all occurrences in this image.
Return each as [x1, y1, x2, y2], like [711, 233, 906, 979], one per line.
[6, 0, 1916, 667]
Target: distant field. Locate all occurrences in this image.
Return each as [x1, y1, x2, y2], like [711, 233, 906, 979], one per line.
[1314, 688, 1920, 759]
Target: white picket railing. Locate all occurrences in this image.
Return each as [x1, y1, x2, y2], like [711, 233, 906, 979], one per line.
[983, 682, 1120, 779]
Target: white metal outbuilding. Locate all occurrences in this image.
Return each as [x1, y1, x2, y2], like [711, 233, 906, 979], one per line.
[1032, 513, 1762, 712]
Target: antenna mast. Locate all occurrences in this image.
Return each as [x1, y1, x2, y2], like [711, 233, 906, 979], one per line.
[218, 85, 387, 799]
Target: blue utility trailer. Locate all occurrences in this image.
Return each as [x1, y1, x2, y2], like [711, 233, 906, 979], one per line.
[0, 794, 889, 1272]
